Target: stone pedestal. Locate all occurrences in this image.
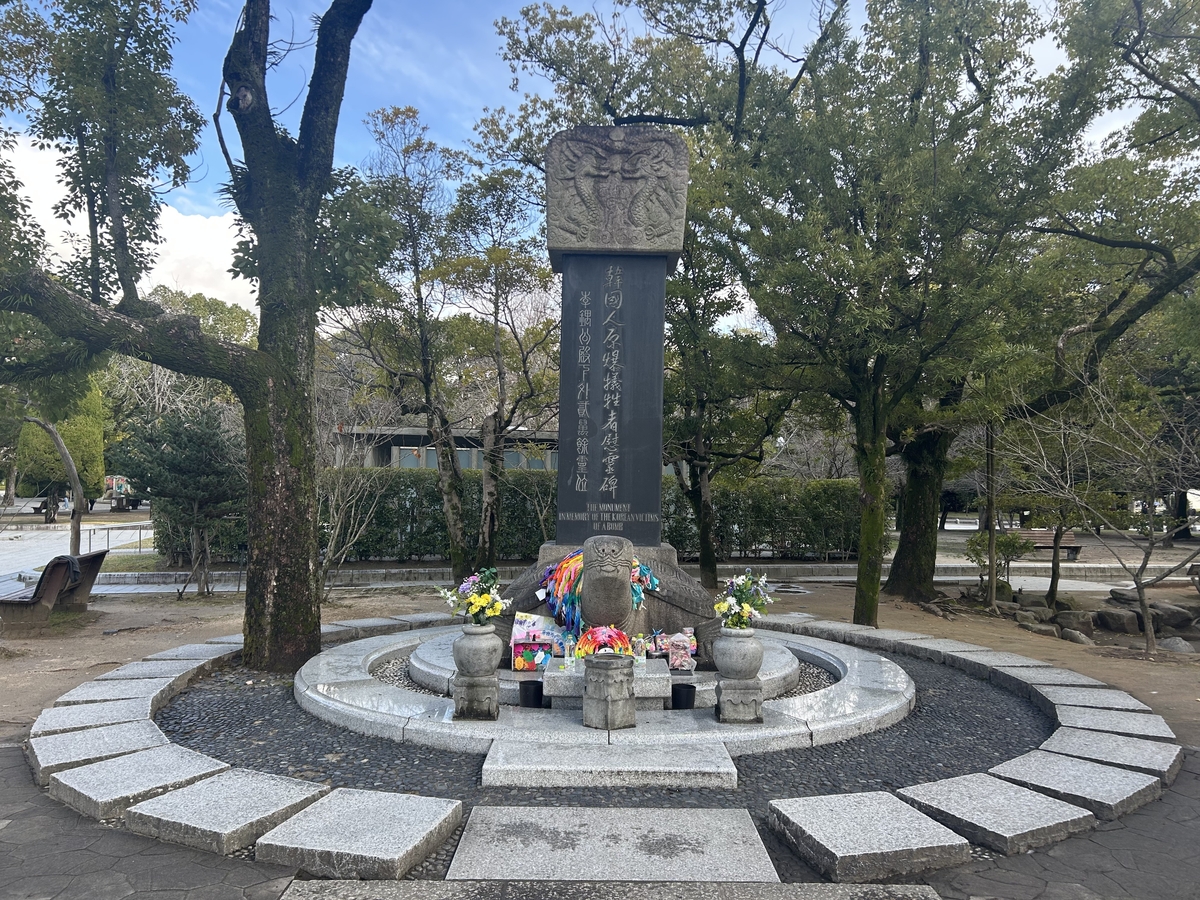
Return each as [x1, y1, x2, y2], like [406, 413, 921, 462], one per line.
[453, 675, 499, 721]
[717, 678, 764, 724]
[583, 655, 636, 730]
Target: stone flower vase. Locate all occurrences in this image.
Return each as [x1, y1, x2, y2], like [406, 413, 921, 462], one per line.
[712, 627, 764, 680]
[452, 623, 503, 677]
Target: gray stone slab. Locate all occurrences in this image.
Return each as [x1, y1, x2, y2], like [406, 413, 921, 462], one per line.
[544, 658, 671, 699]
[843, 630, 931, 653]
[988, 666, 1106, 698]
[1029, 686, 1150, 715]
[48, 743, 230, 819]
[95, 658, 207, 685]
[608, 707, 813, 756]
[320, 623, 353, 639]
[256, 787, 461, 879]
[481, 740, 737, 788]
[206, 633, 245, 645]
[30, 697, 153, 736]
[393, 611, 457, 629]
[145, 643, 240, 662]
[1052, 705, 1176, 741]
[989, 750, 1162, 821]
[890, 638, 989, 663]
[1040, 726, 1184, 785]
[447, 806, 779, 882]
[897, 772, 1095, 855]
[125, 767, 329, 854]
[53, 676, 176, 707]
[768, 792, 969, 883]
[281, 882, 941, 900]
[331, 617, 407, 637]
[26, 719, 168, 786]
[796, 621, 875, 641]
[941, 650, 1050, 679]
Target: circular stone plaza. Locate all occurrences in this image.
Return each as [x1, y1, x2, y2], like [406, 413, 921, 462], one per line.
[8, 604, 1198, 900]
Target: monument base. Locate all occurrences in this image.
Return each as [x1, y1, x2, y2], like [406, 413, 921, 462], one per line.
[582, 655, 636, 730]
[496, 541, 721, 664]
[452, 675, 499, 721]
[716, 679, 764, 724]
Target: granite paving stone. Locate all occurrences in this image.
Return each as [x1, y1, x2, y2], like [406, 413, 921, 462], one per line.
[890, 638, 989, 663]
[125, 768, 330, 854]
[144, 642, 242, 662]
[989, 750, 1162, 820]
[30, 697, 154, 736]
[446, 806, 779, 882]
[1028, 686, 1150, 715]
[331, 617, 408, 637]
[255, 787, 461, 880]
[1040, 726, 1184, 785]
[54, 676, 177, 707]
[767, 792, 970, 882]
[95, 659, 209, 691]
[48, 743, 230, 819]
[796, 622, 876, 640]
[843, 630, 931, 653]
[988, 666, 1107, 698]
[480, 740, 738, 788]
[941, 651, 1051, 679]
[205, 633, 246, 645]
[897, 772, 1095, 855]
[1051, 705, 1176, 741]
[27, 719, 169, 785]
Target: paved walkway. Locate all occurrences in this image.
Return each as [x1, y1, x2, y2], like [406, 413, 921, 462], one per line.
[3, 740, 1197, 898]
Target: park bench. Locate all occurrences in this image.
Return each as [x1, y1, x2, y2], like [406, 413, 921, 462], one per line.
[1189, 564, 1199, 597]
[0, 550, 108, 630]
[1009, 528, 1080, 561]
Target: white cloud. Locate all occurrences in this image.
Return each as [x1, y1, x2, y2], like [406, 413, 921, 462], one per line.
[7, 135, 258, 313]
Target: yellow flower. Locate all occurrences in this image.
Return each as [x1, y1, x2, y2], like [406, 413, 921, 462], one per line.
[487, 602, 502, 618]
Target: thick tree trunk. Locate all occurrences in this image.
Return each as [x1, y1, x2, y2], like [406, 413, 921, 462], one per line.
[476, 415, 502, 572]
[683, 463, 719, 589]
[3, 463, 15, 507]
[430, 412, 469, 580]
[985, 422, 998, 609]
[883, 428, 954, 601]
[852, 393, 889, 627]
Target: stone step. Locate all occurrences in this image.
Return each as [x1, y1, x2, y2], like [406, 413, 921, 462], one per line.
[255, 787, 462, 880]
[30, 697, 153, 737]
[1040, 727, 1184, 785]
[125, 768, 329, 854]
[768, 791, 969, 883]
[27, 719, 167, 786]
[989, 750, 1162, 821]
[480, 740, 738, 788]
[897, 772, 1095, 855]
[446, 806, 779, 883]
[48, 743, 229, 819]
[281, 882, 942, 900]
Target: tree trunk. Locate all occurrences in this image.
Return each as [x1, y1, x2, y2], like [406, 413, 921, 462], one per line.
[883, 428, 953, 601]
[3, 463, 15, 507]
[1136, 582, 1157, 654]
[1047, 525, 1064, 608]
[683, 462, 719, 589]
[430, 411, 469, 580]
[23, 417, 84, 555]
[986, 422, 998, 610]
[476, 414, 502, 572]
[852, 393, 889, 627]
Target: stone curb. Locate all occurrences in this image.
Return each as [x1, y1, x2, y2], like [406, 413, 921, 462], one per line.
[21, 612, 1184, 886]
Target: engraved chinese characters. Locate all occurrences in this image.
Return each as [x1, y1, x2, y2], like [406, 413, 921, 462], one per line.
[550, 125, 688, 547]
[546, 127, 688, 273]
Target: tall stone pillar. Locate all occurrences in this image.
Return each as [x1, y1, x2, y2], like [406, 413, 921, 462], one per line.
[547, 126, 689, 546]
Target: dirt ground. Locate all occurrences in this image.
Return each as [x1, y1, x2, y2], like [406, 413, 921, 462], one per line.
[2, 580, 1198, 748]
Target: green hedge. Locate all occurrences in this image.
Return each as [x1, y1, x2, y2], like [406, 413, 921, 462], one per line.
[152, 468, 860, 563]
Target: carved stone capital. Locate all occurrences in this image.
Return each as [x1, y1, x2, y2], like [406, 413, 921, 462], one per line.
[546, 126, 688, 272]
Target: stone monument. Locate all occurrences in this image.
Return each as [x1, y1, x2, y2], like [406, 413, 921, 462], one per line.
[496, 125, 722, 663]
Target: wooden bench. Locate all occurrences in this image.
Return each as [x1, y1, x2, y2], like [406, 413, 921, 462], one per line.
[0, 550, 108, 630]
[1009, 529, 1080, 561]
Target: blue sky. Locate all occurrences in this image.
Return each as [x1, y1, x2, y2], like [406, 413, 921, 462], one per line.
[170, 0, 543, 217]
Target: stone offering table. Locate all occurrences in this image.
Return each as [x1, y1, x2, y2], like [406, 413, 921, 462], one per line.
[544, 658, 672, 710]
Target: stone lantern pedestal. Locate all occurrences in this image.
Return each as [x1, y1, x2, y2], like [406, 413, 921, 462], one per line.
[582, 654, 636, 730]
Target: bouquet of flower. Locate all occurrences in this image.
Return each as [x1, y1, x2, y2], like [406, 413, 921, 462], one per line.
[438, 567, 511, 625]
[714, 569, 773, 628]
